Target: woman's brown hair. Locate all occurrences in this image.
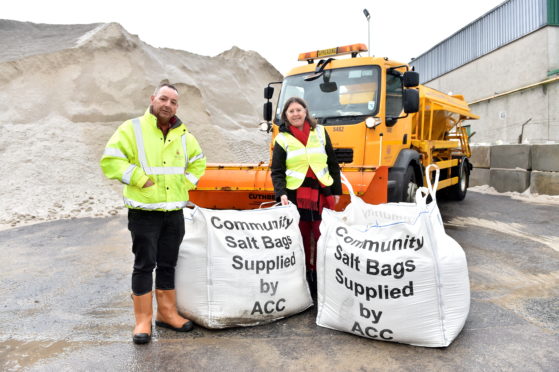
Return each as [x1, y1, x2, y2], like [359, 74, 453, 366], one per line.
[280, 97, 317, 129]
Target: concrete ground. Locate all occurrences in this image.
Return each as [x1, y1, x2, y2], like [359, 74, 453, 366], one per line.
[1, 191, 558, 371]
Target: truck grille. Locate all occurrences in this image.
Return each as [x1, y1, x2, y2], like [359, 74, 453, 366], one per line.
[334, 148, 353, 163]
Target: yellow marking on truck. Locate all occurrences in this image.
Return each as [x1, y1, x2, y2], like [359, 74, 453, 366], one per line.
[434, 159, 459, 169]
[318, 48, 337, 57]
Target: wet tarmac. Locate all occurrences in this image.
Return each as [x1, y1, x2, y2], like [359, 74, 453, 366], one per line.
[1, 191, 558, 371]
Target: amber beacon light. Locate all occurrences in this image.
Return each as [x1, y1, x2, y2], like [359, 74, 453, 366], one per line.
[297, 43, 368, 62]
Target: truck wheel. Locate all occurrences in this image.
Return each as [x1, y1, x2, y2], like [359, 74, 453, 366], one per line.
[402, 166, 419, 203]
[447, 159, 469, 201]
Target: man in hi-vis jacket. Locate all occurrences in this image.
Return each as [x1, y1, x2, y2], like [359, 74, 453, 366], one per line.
[101, 83, 206, 344]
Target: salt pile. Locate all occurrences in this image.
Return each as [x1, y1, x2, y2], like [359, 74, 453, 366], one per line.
[0, 20, 282, 229]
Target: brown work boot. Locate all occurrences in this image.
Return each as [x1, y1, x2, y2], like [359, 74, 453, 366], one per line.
[155, 289, 193, 332]
[132, 291, 153, 344]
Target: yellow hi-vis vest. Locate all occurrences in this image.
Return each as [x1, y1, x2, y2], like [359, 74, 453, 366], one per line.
[100, 109, 206, 211]
[274, 125, 333, 190]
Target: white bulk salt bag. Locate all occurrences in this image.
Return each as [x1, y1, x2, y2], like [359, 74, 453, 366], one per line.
[175, 203, 313, 329]
[316, 165, 470, 347]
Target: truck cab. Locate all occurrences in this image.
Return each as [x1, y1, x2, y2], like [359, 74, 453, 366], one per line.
[263, 43, 477, 204]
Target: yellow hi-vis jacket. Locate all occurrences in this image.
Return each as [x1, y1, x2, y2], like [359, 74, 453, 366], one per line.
[100, 109, 206, 211]
[273, 125, 333, 189]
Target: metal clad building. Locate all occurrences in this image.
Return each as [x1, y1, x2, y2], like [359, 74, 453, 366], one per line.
[407, 0, 558, 193]
[410, 0, 550, 83]
[408, 0, 559, 146]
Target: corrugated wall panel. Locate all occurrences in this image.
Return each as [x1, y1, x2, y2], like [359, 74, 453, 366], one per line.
[549, 0, 559, 25]
[410, 0, 549, 83]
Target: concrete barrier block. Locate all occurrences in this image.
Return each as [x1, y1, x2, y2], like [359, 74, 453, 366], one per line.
[470, 146, 491, 168]
[531, 144, 559, 172]
[470, 167, 490, 186]
[530, 170, 559, 195]
[490, 168, 531, 193]
[490, 145, 531, 170]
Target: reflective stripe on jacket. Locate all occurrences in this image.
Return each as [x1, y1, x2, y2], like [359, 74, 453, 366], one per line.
[100, 109, 206, 211]
[273, 124, 333, 189]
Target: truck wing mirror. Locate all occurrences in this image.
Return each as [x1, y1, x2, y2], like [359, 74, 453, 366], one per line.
[403, 89, 419, 113]
[403, 71, 419, 88]
[320, 81, 338, 93]
[263, 102, 273, 122]
[264, 86, 274, 99]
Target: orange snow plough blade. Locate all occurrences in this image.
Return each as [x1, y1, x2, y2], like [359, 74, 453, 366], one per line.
[188, 164, 388, 210]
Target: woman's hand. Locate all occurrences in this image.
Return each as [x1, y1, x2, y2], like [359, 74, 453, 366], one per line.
[280, 195, 289, 205]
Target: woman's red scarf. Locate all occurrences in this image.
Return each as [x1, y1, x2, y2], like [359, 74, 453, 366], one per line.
[289, 121, 335, 212]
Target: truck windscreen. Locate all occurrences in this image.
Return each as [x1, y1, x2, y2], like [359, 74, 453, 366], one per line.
[275, 65, 380, 125]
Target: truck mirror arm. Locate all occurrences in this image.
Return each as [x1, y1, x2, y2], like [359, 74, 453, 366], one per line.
[304, 58, 334, 81]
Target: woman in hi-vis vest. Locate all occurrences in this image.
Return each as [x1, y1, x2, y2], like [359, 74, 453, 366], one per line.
[271, 97, 342, 295]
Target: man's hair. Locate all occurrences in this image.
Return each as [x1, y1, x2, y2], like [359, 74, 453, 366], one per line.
[153, 83, 179, 96]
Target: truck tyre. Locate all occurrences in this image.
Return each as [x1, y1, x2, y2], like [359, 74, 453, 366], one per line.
[447, 159, 469, 201]
[402, 166, 419, 203]
[388, 150, 421, 203]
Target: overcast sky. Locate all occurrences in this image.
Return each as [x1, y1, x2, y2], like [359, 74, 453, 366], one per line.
[4, 0, 505, 74]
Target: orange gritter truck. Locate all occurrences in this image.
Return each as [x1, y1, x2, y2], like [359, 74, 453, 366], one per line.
[189, 43, 479, 210]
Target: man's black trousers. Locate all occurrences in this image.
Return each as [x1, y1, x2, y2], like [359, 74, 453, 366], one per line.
[127, 208, 185, 295]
